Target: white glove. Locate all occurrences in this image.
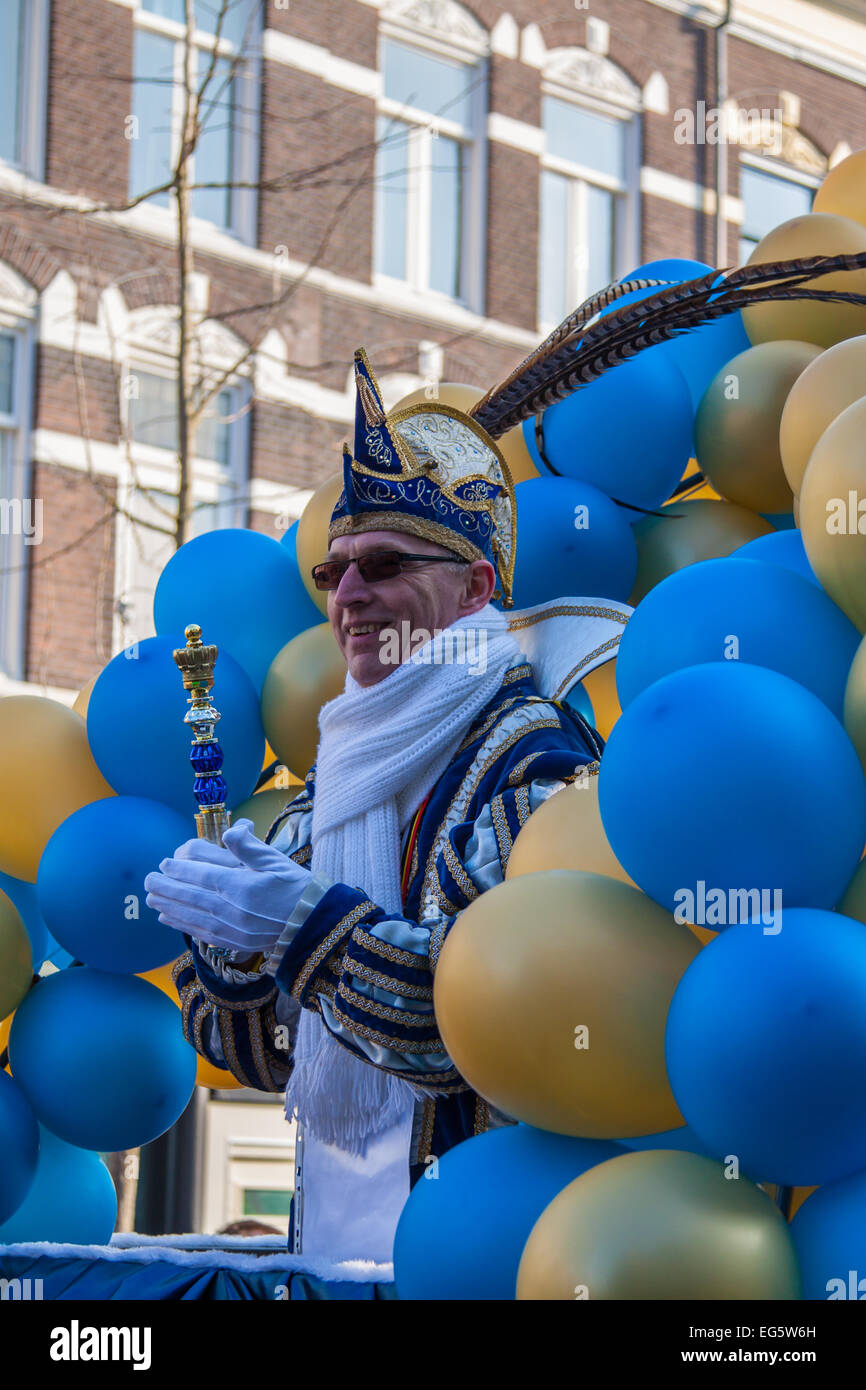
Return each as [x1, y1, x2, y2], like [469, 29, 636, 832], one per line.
[144, 819, 310, 954]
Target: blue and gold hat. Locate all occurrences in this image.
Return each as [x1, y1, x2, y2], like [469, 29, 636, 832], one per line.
[328, 349, 516, 607]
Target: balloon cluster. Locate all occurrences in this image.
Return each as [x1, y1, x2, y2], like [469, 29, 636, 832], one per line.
[394, 148, 866, 1301]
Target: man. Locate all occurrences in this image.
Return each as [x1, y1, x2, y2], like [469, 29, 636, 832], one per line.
[145, 349, 629, 1263]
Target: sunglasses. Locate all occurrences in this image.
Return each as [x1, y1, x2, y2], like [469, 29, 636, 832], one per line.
[312, 550, 468, 591]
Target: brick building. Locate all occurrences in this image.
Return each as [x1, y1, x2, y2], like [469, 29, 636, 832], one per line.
[1, 0, 865, 704]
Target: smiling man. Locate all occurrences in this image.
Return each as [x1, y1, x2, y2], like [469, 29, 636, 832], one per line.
[145, 349, 627, 1264]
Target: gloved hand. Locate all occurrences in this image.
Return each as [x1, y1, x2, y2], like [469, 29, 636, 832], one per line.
[144, 819, 310, 954]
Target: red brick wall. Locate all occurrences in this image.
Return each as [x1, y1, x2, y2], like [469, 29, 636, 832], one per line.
[46, 0, 132, 205]
[35, 347, 121, 444]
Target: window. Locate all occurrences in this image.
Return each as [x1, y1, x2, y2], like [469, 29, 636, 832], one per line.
[0, 264, 37, 682]
[243, 1188, 293, 1218]
[129, 0, 261, 239]
[0, 0, 50, 177]
[374, 24, 487, 306]
[739, 163, 815, 263]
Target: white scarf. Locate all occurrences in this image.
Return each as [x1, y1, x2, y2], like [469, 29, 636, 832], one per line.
[285, 605, 524, 1157]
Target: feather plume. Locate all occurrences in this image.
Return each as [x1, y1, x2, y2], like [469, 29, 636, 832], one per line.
[471, 252, 866, 439]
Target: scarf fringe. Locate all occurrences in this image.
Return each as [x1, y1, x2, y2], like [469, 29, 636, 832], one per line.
[288, 1026, 420, 1158]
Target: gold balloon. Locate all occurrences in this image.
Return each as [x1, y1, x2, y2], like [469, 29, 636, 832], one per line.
[138, 960, 244, 1089]
[581, 657, 621, 739]
[506, 777, 634, 885]
[433, 870, 699, 1137]
[742, 213, 866, 349]
[800, 395, 866, 631]
[779, 337, 866, 496]
[695, 341, 820, 512]
[296, 472, 345, 616]
[0, 697, 114, 881]
[793, 494, 800, 528]
[261, 622, 347, 781]
[515, 1150, 801, 1300]
[843, 634, 866, 777]
[72, 674, 98, 719]
[675, 456, 722, 503]
[629, 498, 774, 605]
[0, 889, 32, 1021]
[230, 786, 298, 841]
[392, 381, 538, 484]
[813, 148, 866, 229]
[0, 1009, 11, 1074]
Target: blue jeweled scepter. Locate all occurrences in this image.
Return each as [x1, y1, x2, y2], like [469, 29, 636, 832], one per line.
[171, 624, 231, 846]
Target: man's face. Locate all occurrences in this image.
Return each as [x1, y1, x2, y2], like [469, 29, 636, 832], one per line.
[324, 529, 495, 687]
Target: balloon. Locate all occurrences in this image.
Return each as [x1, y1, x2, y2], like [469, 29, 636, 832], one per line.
[581, 656, 621, 738]
[619, 1124, 715, 1157]
[619, 259, 752, 409]
[516, 1150, 800, 1300]
[598, 662, 866, 916]
[9, 968, 197, 1151]
[666, 910, 866, 1186]
[695, 341, 820, 512]
[37, 796, 190, 974]
[843, 633, 866, 777]
[0, 870, 48, 969]
[0, 889, 32, 1021]
[629, 497, 773, 605]
[743, 213, 866, 348]
[433, 870, 698, 1137]
[731, 528, 819, 584]
[505, 777, 634, 884]
[837, 857, 866, 924]
[72, 674, 97, 719]
[791, 1169, 866, 1300]
[154, 529, 321, 693]
[261, 622, 347, 782]
[0, 698, 113, 882]
[229, 786, 296, 842]
[295, 472, 345, 616]
[812, 147, 866, 228]
[87, 635, 264, 818]
[800, 395, 866, 631]
[279, 518, 298, 557]
[0, 1125, 117, 1245]
[522, 355, 692, 518]
[509, 477, 637, 608]
[392, 382, 538, 484]
[779, 336, 866, 495]
[616, 557, 860, 721]
[394, 1124, 623, 1300]
[0, 1071, 39, 1223]
[675, 455, 722, 503]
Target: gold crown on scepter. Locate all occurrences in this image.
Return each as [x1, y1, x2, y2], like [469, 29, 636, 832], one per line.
[172, 623, 232, 846]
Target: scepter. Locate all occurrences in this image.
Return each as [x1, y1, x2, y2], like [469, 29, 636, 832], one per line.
[172, 624, 231, 846]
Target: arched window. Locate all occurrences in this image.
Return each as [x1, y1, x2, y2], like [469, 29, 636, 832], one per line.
[735, 107, 825, 263]
[0, 260, 37, 680]
[374, 0, 489, 309]
[538, 47, 641, 330]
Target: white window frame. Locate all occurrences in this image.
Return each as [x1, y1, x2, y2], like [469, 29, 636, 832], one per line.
[374, 12, 489, 312]
[0, 0, 50, 180]
[0, 268, 37, 681]
[130, 0, 262, 244]
[737, 152, 819, 265]
[538, 72, 641, 334]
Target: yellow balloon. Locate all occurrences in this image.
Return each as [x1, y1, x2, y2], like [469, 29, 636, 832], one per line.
[629, 498, 774, 606]
[261, 622, 346, 781]
[230, 786, 298, 841]
[138, 959, 245, 1089]
[515, 1150, 801, 1300]
[433, 870, 698, 1138]
[793, 494, 801, 528]
[0, 697, 114, 881]
[742, 213, 866, 349]
[0, 889, 32, 1021]
[813, 148, 866, 228]
[779, 337, 866, 496]
[695, 341, 820, 513]
[392, 382, 538, 485]
[0, 1010, 11, 1074]
[581, 657, 621, 739]
[296, 472, 345, 616]
[843, 634, 866, 776]
[72, 674, 98, 719]
[506, 777, 634, 885]
[674, 456, 721, 503]
[138, 959, 180, 1000]
[800, 395, 866, 630]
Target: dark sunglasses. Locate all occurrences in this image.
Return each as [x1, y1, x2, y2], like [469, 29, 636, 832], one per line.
[312, 550, 468, 590]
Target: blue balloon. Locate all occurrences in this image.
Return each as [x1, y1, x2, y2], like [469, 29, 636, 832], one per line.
[791, 1170, 866, 1301]
[0, 870, 47, 969]
[42, 934, 74, 970]
[509, 477, 637, 608]
[522, 355, 692, 519]
[625, 258, 715, 283]
[9, 968, 197, 1151]
[0, 1071, 39, 1224]
[0, 1125, 117, 1245]
[394, 1124, 623, 1300]
[37, 797, 190, 974]
[732, 530, 819, 586]
[598, 662, 866, 916]
[564, 681, 594, 725]
[154, 528, 322, 693]
[666, 911, 866, 1186]
[87, 635, 264, 817]
[616, 558, 859, 720]
[279, 519, 298, 558]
